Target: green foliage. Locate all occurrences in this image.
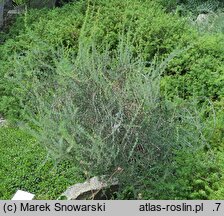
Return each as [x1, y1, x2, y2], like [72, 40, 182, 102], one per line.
[0, 2, 87, 120]
[209, 151, 224, 199]
[204, 100, 224, 151]
[83, 0, 193, 58]
[137, 148, 220, 200]
[0, 0, 195, 120]
[0, 127, 83, 199]
[182, 0, 221, 14]
[158, 0, 224, 15]
[13, 0, 27, 5]
[162, 34, 224, 101]
[156, 0, 179, 12]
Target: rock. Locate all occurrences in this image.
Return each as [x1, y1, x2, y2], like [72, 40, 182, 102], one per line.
[4, 0, 12, 11]
[7, 6, 25, 15]
[29, 0, 56, 9]
[7, 10, 20, 14]
[0, 0, 13, 29]
[60, 176, 119, 200]
[0, 117, 6, 127]
[196, 13, 209, 25]
[0, 1, 4, 28]
[1, 0, 56, 28]
[0, 0, 69, 28]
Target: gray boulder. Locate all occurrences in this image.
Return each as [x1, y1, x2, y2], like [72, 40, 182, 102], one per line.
[29, 0, 56, 9]
[7, 4, 25, 15]
[0, 117, 6, 127]
[0, 0, 57, 28]
[60, 176, 119, 200]
[0, 0, 4, 28]
[4, 0, 12, 10]
[196, 13, 209, 25]
[0, 0, 14, 28]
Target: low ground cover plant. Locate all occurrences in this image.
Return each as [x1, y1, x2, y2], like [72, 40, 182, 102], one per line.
[0, 127, 83, 199]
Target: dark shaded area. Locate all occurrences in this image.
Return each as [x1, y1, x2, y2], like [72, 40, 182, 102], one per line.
[55, 0, 74, 7]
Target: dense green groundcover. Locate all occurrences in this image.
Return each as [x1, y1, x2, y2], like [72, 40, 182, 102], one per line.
[0, 127, 83, 199]
[1, 0, 224, 199]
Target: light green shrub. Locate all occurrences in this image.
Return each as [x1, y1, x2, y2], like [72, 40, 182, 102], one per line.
[162, 34, 224, 101]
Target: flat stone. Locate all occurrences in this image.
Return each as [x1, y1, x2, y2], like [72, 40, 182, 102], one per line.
[7, 9, 24, 15]
[61, 176, 119, 200]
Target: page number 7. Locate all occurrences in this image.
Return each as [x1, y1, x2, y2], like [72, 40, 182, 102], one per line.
[215, 203, 221, 211]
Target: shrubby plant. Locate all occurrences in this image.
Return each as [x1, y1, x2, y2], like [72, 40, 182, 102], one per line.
[162, 34, 224, 102]
[11, 37, 217, 199]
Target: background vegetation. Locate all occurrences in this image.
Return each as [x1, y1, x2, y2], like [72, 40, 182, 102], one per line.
[0, 127, 83, 199]
[0, 0, 224, 199]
